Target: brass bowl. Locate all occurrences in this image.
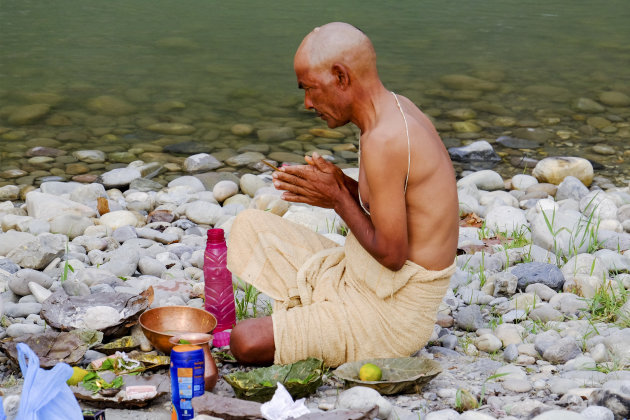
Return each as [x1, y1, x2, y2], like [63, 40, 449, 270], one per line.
[139, 306, 217, 354]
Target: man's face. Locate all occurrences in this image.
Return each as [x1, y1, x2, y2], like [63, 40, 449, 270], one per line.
[294, 56, 349, 128]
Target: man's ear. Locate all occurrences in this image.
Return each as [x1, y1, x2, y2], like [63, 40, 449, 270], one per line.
[331, 63, 350, 89]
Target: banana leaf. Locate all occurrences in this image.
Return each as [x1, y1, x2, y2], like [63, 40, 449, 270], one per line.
[332, 357, 442, 395]
[224, 357, 324, 402]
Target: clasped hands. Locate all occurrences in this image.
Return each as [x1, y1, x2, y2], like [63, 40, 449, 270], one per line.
[272, 152, 347, 209]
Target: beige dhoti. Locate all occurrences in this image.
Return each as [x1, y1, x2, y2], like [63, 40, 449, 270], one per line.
[227, 209, 455, 367]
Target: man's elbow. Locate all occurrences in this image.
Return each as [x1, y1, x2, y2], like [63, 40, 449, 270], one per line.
[381, 254, 406, 272]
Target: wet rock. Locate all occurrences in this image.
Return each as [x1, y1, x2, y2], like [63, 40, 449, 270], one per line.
[74, 150, 106, 163]
[496, 135, 540, 149]
[449, 140, 501, 165]
[439, 74, 498, 91]
[225, 151, 266, 167]
[130, 178, 164, 192]
[87, 95, 136, 116]
[572, 97, 605, 113]
[146, 122, 195, 135]
[184, 153, 222, 172]
[512, 262, 564, 291]
[231, 123, 254, 136]
[8, 104, 50, 125]
[599, 91, 630, 107]
[257, 127, 294, 142]
[100, 167, 142, 188]
[532, 157, 594, 186]
[0, 185, 19, 201]
[25, 146, 65, 157]
[163, 141, 209, 154]
[451, 121, 481, 133]
[267, 152, 306, 164]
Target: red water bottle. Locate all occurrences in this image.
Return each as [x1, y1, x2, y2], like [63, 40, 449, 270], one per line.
[203, 228, 236, 333]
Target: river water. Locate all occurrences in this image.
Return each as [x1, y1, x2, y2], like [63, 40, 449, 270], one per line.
[1, 0, 629, 186]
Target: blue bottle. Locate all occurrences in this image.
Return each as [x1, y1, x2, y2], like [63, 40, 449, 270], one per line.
[170, 345, 205, 420]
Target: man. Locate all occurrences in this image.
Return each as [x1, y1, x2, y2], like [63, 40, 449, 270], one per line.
[227, 22, 458, 367]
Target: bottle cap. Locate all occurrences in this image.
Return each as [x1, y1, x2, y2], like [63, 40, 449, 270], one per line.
[212, 330, 231, 347]
[207, 228, 225, 243]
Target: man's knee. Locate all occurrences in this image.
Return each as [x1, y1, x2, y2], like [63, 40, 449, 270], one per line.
[230, 317, 274, 365]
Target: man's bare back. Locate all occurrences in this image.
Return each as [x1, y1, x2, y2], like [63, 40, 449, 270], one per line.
[357, 93, 459, 270]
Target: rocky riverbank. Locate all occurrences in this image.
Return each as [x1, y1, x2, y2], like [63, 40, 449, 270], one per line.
[0, 149, 629, 419]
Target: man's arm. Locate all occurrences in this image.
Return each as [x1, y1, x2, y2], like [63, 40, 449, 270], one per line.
[272, 148, 408, 271]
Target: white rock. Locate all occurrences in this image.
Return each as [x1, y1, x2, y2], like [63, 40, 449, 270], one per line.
[28, 281, 52, 303]
[68, 183, 108, 204]
[532, 157, 593, 186]
[0, 230, 36, 256]
[335, 386, 392, 419]
[168, 176, 206, 193]
[6, 323, 45, 337]
[484, 206, 529, 235]
[457, 170, 504, 191]
[213, 180, 239, 202]
[100, 167, 142, 188]
[183, 153, 222, 172]
[73, 150, 106, 163]
[26, 191, 96, 221]
[185, 201, 224, 225]
[240, 174, 269, 197]
[80, 306, 121, 330]
[475, 333, 503, 352]
[511, 174, 538, 191]
[494, 364, 527, 381]
[99, 210, 142, 230]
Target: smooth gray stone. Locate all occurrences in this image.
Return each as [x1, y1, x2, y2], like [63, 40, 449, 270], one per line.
[534, 329, 562, 356]
[449, 140, 501, 163]
[9, 269, 54, 296]
[4, 302, 42, 318]
[62, 280, 91, 296]
[504, 343, 519, 362]
[0, 258, 20, 274]
[439, 334, 458, 350]
[580, 405, 614, 420]
[556, 176, 589, 201]
[6, 323, 45, 337]
[454, 305, 485, 332]
[512, 262, 564, 291]
[496, 135, 540, 149]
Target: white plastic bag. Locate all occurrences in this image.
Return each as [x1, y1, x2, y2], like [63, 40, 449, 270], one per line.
[14, 343, 83, 420]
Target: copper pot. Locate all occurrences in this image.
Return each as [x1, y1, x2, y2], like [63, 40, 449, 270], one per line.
[138, 306, 217, 354]
[169, 333, 218, 391]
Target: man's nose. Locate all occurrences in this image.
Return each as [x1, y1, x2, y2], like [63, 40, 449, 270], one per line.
[304, 95, 313, 110]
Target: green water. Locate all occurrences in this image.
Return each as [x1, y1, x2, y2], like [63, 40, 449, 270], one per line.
[1, 0, 629, 185]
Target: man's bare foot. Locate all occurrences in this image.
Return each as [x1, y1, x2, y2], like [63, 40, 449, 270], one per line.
[229, 316, 275, 365]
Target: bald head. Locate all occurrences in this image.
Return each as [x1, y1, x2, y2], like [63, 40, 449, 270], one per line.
[295, 22, 378, 80]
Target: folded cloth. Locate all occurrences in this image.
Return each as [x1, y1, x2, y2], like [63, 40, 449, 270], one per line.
[227, 209, 455, 367]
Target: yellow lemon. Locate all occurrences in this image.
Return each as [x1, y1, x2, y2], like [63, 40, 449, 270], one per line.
[67, 366, 89, 386]
[358, 363, 382, 381]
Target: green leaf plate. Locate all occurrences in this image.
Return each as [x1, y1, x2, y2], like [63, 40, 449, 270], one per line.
[224, 357, 325, 402]
[333, 357, 442, 395]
